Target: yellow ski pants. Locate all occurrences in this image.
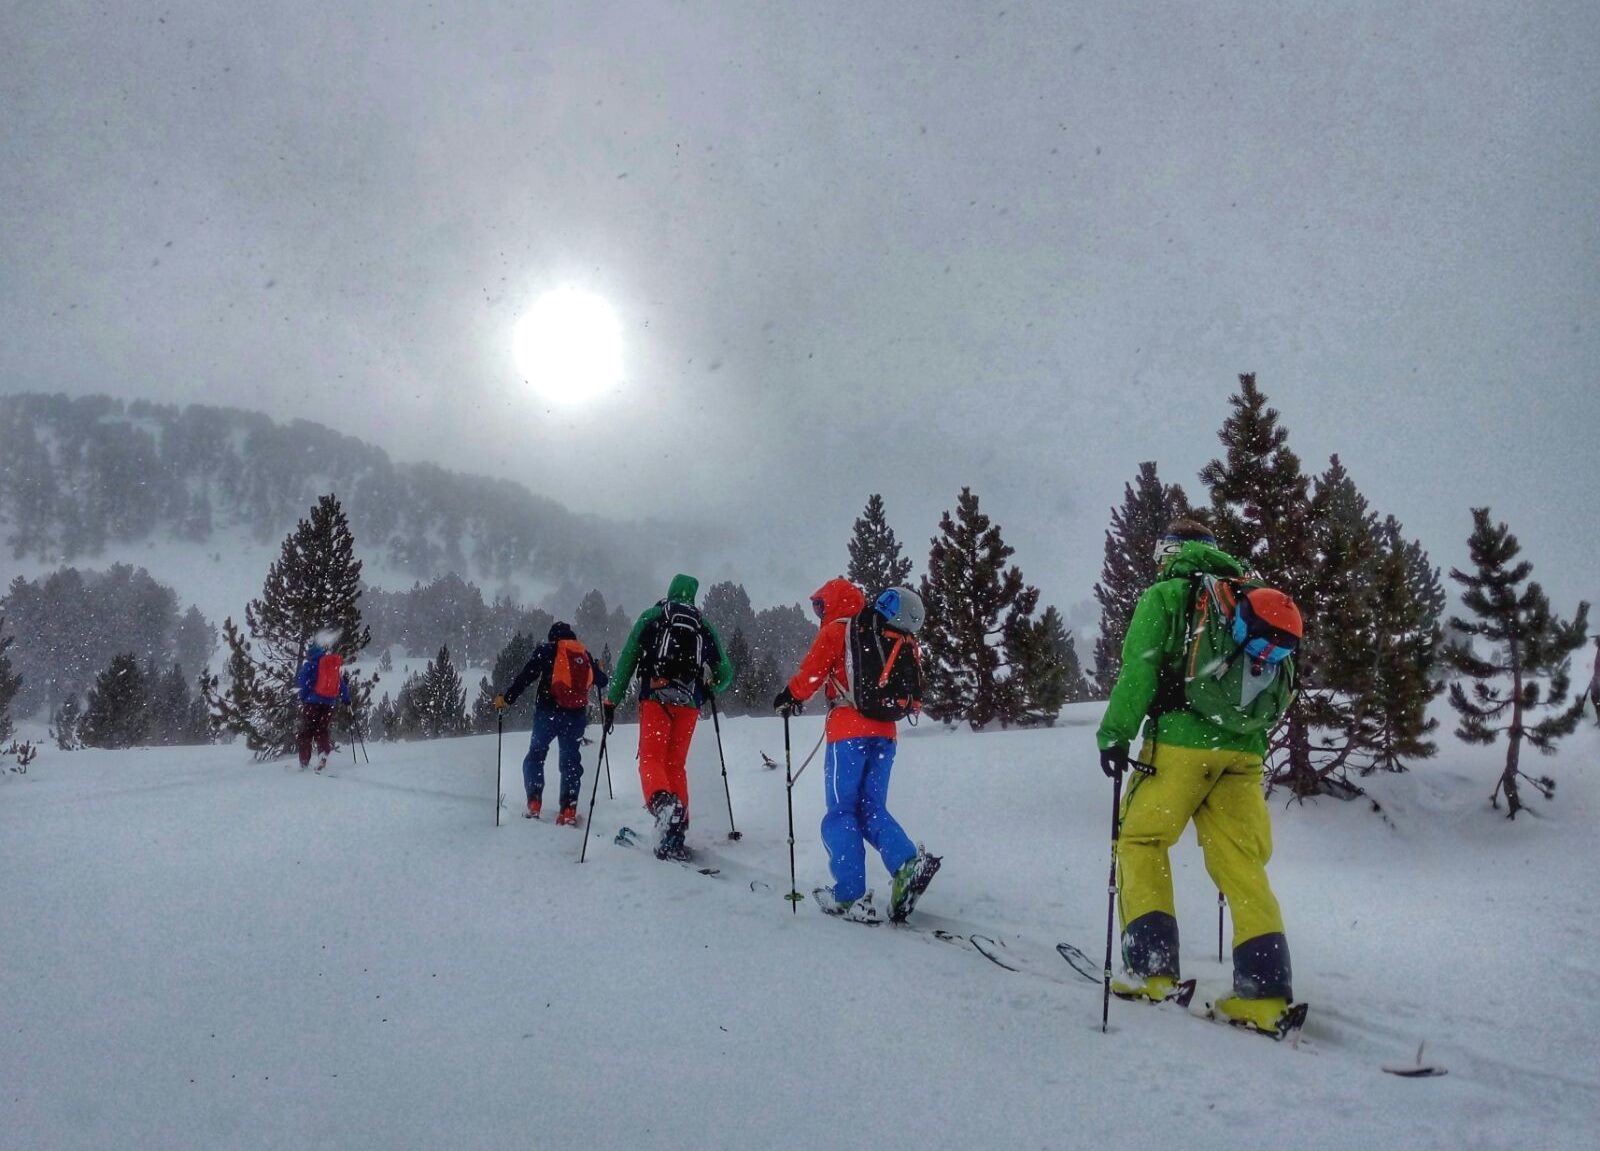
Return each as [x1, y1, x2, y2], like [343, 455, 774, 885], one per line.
[1116, 741, 1290, 996]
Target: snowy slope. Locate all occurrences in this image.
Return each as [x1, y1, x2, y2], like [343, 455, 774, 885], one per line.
[3, 704, 1597, 1151]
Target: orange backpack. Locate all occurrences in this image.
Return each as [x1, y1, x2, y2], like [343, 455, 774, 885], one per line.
[549, 639, 594, 709]
[313, 652, 344, 699]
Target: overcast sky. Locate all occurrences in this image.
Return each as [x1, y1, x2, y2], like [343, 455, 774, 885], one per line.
[3, 1, 1596, 625]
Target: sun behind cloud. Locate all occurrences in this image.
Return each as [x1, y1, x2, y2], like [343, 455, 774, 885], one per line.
[511, 288, 622, 405]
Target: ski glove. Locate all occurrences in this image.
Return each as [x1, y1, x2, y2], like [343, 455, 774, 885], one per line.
[601, 700, 616, 735]
[773, 687, 803, 716]
[493, 694, 507, 713]
[1100, 745, 1128, 778]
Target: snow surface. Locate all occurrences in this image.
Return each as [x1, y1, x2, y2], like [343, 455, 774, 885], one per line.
[4, 704, 1598, 1151]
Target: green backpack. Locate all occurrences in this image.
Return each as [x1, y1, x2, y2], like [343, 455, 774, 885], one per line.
[1162, 575, 1298, 736]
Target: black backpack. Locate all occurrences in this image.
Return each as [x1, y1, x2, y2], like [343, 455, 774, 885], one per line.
[846, 608, 923, 722]
[641, 600, 706, 690]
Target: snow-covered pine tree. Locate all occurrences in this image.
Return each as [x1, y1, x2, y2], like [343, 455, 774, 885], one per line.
[0, 615, 19, 742]
[479, 631, 539, 731]
[919, 487, 1040, 730]
[846, 494, 914, 600]
[722, 628, 752, 717]
[414, 646, 467, 739]
[1198, 375, 1319, 794]
[1363, 516, 1444, 772]
[79, 653, 150, 749]
[1006, 604, 1089, 724]
[1444, 507, 1590, 818]
[202, 494, 371, 757]
[1092, 462, 1190, 696]
[1295, 455, 1382, 787]
[51, 696, 82, 751]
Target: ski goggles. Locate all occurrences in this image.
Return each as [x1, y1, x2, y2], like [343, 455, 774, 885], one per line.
[1232, 612, 1297, 665]
[1153, 532, 1215, 566]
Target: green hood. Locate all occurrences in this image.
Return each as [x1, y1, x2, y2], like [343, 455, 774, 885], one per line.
[1160, 540, 1246, 582]
[666, 574, 699, 604]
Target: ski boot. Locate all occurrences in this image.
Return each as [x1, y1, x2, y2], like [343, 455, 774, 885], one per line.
[315, 753, 328, 774]
[650, 791, 690, 860]
[813, 887, 882, 925]
[888, 846, 942, 923]
[524, 798, 541, 820]
[1110, 972, 1197, 1008]
[1208, 995, 1307, 1040]
[554, 806, 579, 827]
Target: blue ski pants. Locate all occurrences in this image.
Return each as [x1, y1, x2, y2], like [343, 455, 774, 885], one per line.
[822, 736, 916, 904]
[523, 705, 587, 809]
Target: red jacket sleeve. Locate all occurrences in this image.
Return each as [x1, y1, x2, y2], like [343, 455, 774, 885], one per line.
[788, 622, 844, 703]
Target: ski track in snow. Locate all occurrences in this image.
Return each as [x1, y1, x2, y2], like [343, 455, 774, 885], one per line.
[2, 705, 1597, 1151]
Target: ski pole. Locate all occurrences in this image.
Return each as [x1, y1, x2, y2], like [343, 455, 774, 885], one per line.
[495, 713, 503, 828]
[709, 694, 742, 841]
[1101, 764, 1124, 1034]
[1218, 891, 1225, 964]
[579, 717, 611, 864]
[783, 710, 802, 911]
[595, 684, 614, 800]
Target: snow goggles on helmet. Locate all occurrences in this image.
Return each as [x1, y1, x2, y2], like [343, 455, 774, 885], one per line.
[1153, 531, 1216, 566]
[1232, 590, 1302, 666]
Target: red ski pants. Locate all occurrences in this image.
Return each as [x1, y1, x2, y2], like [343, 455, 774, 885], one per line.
[297, 702, 334, 766]
[637, 700, 698, 818]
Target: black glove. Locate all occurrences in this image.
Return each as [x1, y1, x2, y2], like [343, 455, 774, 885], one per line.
[773, 687, 802, 716]
[1100, 745, 1128, 778]
[602, 699, 616, 735]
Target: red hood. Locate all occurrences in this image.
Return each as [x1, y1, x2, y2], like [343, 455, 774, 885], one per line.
[810, 578, 866, 624]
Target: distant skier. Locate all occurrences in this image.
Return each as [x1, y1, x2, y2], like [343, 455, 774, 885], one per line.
[494, 621, 609, 825]
[1096, 519, 1304, 1036]
[775, 579, 939, 925]
[296, 632, 350, 772]
[602, 574, 733, 860]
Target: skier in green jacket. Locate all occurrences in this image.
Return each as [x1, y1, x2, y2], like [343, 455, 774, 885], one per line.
[602, 574, 734, 860]
[1096, 519, 1303, 1037]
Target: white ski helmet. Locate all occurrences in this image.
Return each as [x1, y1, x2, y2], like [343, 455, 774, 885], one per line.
[874, 587, 925, 635]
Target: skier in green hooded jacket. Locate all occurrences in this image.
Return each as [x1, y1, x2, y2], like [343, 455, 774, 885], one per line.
[602, 574, 734, 860]
[1096, 519, 1303, 1037]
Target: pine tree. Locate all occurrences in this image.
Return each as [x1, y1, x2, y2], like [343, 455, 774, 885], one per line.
[51, 695, 82, 751]
[202, 494, 371, 757]
[1444, 508, 1590, 818]
[483, 631, 540, 730]
[847, 494, 914, 600]
[414, 645, 467, 739]
[1092, 462, 1190, 695]
[1198, 375, 1318, 794]
[919, 488, 1041, 730]
[0, 615, 19, 742]
[1363, 517, 1444, 772]
[80, 653, 150, 749]
[1296, 455, 1382, 783]
[1007, 604, 1089, 724]
[723, 628, 752, 717]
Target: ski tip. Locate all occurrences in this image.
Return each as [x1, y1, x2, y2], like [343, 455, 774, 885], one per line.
[1175, 979, 1198, 1009]
[1381, 1064, 1448, 1078]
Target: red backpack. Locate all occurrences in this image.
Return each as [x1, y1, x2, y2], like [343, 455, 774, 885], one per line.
[313, 652, 344, 699]
[549, 639, 594, 709]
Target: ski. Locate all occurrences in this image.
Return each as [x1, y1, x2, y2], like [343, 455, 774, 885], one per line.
[1054, 942, 1101, 984]
[1381, 1042, 1446, 1077]
[614, 826, 719, 876]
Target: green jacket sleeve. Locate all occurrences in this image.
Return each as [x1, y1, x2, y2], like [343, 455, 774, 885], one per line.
[700, 617, 734, 695]
[605, 607, 660, 706]
[1096, 582, 1178, 750]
